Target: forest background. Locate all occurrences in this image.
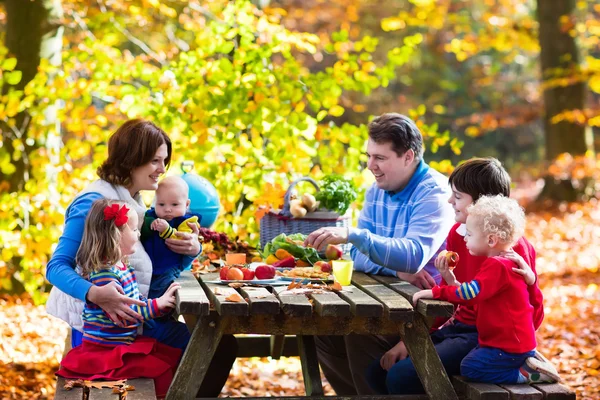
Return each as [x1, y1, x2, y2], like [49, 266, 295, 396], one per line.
[0, 0, 599, 398]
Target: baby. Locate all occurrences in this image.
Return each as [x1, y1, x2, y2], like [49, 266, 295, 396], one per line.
[142, 176, 201, 298]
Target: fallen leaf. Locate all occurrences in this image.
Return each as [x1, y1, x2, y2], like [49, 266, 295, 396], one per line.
[225, 293, 244, 302]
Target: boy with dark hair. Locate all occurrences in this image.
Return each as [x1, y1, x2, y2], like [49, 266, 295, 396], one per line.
[366, 157, 546, 395]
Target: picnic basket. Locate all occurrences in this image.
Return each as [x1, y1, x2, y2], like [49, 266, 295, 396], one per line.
[259, 177, 351, 249]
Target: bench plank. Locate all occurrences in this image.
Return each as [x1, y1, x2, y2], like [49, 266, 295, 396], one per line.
[309, 292, 352, 317]
[272, 286, 313, 317]
[499, 384, 543, 399]
[199, 273, 249, 316]
[175, 270, 210, 316]
[238, 286, 281, 314]
[370, 275, 454, 318]
[54, 377, 84, 400]
[351, 273, 413, 322]
[531, 383, 576, 400]
[88, 386, 116, 400]
[125, 378, 157, 400]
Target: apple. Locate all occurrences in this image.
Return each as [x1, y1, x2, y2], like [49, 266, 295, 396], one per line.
[314, 261, 332, 273]
[226, 267, 244, 281]
[242, 268, 255, 280]
[325, 244, 343, 260]
[255, 264, 276, 279]
[219, 266, 230, 280]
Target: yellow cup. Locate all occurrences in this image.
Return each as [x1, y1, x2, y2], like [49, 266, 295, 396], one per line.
[331, 260, 353, 286]
[225, 253, 246, 265]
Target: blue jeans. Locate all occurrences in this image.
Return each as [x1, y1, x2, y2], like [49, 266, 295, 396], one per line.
[149, 268, 184, 299]
[461, 346, 535, 384]
[366, 321, 479, 395]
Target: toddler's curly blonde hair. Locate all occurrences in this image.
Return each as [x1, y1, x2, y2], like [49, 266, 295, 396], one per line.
[466, 195, 525, 245]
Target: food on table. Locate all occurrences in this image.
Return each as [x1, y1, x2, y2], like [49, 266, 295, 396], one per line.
[314, 260, 332, 273]
[278, 267, 331, 280]
[265, 254, 280, 265]
[261, 233, 320, 265]
[255, 264, 277, 279]
[275, 249, 293, 260]
[325, 244, 343, 261]
[219, 266, 230, 280]
[242, 268, 255, 280]
[226, 267, 244, 281]
[272, 256, 296, 269]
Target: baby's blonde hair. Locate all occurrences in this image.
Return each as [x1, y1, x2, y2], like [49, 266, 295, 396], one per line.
[76, 199, 129, 276]
[466, 195, 525, 246]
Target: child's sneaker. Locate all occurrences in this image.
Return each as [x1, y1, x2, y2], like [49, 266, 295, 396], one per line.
[520, 356, 561, 383]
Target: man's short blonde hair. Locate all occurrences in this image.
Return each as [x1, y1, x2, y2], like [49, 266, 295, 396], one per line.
[466, 195, 525, 245]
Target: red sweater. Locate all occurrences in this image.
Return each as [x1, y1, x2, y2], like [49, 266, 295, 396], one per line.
[433, 256, 537, 353]
[440, 223, 544, 329]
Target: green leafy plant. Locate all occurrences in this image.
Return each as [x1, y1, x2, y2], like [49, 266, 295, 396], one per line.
[316, 175, 358, 215]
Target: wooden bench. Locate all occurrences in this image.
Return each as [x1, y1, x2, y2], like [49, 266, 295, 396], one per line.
[54, 377, 157, 399]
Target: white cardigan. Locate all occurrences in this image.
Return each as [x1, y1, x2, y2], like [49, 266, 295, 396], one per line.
[46, 180, 153, 332]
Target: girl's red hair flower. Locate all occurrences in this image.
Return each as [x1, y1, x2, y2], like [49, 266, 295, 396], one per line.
[103, 204, 129, 227]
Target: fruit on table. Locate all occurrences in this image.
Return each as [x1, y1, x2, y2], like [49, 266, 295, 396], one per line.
[265, 254, 280, 265]
[272, 256, 296, 269]
[275, 249, 293, 260]
[325, 244, 343, 260]
[314, 260, 332, 273]
[255, 264, 276, 279]
[295, 259, 311, 267]
[241, 267, 255, 280]
[219, 266, 230, 280]
[226, 267, 244, 281]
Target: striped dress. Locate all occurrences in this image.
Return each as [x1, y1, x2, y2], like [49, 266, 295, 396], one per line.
[56, 261, 181, 397]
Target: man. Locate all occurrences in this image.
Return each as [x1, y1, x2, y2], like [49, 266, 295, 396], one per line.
[304, 113, 454, 395]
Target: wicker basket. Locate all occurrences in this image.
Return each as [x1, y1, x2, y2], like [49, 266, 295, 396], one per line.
[259, 177, 351, 249]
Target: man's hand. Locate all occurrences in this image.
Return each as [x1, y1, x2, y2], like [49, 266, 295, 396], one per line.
[380, 341, 408, 371]
[412, 289, 433, 305]
[156, 282, 180, 310]
[500, 250, 536, 285]
[396, 269, 436, 289]
[165, 222, 201, 256]
[87, 283, 145, 327]
[150, 218, 169, 232]
[303, 227, 348, 251]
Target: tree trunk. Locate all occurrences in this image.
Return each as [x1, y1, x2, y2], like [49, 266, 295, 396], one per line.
[537, 0, 592, 201]
[1, 0, 63, 294]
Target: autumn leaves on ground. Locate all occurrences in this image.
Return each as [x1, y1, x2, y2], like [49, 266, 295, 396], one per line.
[1, 202, 599, 399]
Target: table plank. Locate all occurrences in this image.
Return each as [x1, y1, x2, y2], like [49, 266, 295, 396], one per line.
[498, 384, 543, 399]
[272, 286, 313, 317]
[175, 270, 210, 316]
[126, 379, 157, 400]
[199, 273, 249, 316]
[335, 285, 384, 317]
[351, 272, 413, 322]
[54, 377, 84, 400]
[238, 286, 281, 314]
[370, 274, 454, 318]
[309, 292, 352, 317]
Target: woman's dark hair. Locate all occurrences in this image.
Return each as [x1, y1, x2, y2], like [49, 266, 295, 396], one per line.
[368, 113, 424, 160]
[448, 157, 511, 201]
[97, 119, 172, 186]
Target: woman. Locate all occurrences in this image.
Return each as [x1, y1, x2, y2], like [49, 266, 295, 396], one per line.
[46, 119, 237, 396]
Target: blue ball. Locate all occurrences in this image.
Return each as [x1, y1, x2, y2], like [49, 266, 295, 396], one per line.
[180, 172, 220, 228]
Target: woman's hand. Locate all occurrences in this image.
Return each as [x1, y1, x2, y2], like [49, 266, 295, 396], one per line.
[396, 270, 436, 289]
[412, 289, 433, 305]
[380, 341, 408, 371]
[87, 283, 145, 327]
[157, 282, 180, 311]
[165, 222, 201, 256]
[500, 250, 536, 285]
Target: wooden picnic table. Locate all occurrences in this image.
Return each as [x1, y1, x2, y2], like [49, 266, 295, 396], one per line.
[165, 270, 457, 400]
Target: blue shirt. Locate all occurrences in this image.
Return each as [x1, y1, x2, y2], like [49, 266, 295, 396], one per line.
[348, 160, 454, 280]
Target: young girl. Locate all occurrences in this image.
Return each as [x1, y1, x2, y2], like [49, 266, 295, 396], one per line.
[56, 199, 182, 397]
[413, 195, 560, 384]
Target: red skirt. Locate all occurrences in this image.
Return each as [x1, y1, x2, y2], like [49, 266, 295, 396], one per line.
[56, 336, 181, 397]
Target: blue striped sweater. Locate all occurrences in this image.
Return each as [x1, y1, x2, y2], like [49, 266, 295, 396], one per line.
[82, 262, 163, 346]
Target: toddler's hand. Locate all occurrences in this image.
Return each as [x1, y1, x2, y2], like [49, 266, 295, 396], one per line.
[380, 341, 408, 371]
[156, 282, 180, 311]
[151, 218, 169, 233]
[412, 289, 433, 305]
[501, 250, 535, 286]
[434, 251, 450, 274]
